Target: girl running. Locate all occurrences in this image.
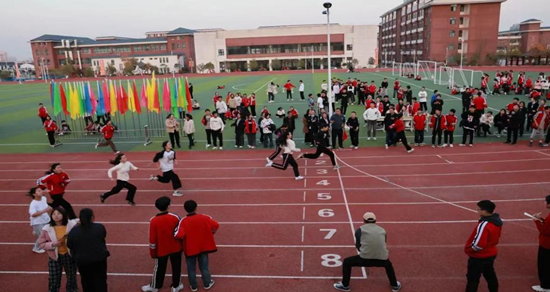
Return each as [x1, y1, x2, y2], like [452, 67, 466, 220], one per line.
[150, 141, 183, 196]
[38, 207, 79, 292]
[265, 124, 288, 166]
[297, 123, 339, 170]
[95, 120, 119, 154]
[44, 115, 60, 148]
[269, 131, 304, 180]
[100, 153, 139, 206]
[38, 163, 76, 219]
[28, 187, 51, 253]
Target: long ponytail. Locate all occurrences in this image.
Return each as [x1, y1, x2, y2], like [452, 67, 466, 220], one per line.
[45, 163, 60, 175]
[276, 131, 289, 147]
[109, 153, 124, 165]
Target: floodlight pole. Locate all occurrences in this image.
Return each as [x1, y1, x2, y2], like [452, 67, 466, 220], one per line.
[324, 2, 333, 117]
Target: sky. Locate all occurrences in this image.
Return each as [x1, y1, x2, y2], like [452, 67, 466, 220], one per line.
[0, 0, 547, 61]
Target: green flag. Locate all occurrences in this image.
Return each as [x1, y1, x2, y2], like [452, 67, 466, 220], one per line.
[53, 82, 62, 115]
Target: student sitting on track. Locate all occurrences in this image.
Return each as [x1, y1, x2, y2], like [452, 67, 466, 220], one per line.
[333, 212, 402, 292]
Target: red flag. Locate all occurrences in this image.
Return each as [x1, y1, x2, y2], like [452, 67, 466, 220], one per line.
[133, 81, 141, 114]
[116, 81, 124, 114]
[162, 79, 171, 112]
[120, 81, 129, 114]
[102, 81, 111, 113]
[60, 83, 69, 115]
[185, 77, 192, 113]
[140, 79, 147, 109]
[343, 130, 348, 141]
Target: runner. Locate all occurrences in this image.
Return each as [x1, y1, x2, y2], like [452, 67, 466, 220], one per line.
[150, 141, 183, 197]
[95, 120, 119, 154]
[100, 153, 139, 206]
[265, 124, 288, 166]
[298, 124, 339, 169]
[38, 163, 76, 219]
[269, 131, 304, 180]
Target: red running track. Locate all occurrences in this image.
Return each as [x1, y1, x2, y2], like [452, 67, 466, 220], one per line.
[0, 143, 548, 292]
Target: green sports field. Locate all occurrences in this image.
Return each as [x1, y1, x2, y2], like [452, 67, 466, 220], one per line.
[0, 70, 542, 154]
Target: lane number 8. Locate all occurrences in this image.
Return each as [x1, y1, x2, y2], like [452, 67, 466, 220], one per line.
[321, 254, 342, 267]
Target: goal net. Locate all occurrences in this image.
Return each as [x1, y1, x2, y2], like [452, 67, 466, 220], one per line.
[452, 68, 484, 88]
[437, 66, 453, 87]
[417, 61, 439, 84]
[392, 62, 403, 77]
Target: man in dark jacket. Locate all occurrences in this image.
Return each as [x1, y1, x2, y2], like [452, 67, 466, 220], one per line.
[307, 110, 319, 147]
[464, 200, 502, 292]
[462, 87, 472, 113]
[384, 107, 398, 149]
[527, 97, 540, 132]
[460, 106, 479, 147]
[505, 104, 522, 144]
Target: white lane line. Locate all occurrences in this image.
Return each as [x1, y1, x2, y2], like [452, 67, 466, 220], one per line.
[536, 150, 550, 157]
[300, 250, 305, 272]
[437, 155, 454, 164]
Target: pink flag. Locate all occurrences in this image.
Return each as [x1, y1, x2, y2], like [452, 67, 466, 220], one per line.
[162, 79, 171, 112]
[102, 81, 111, 113]
[89, 82, 97, 115]
[140, 79, 147, 109]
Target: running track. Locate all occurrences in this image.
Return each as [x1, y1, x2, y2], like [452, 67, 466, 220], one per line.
[0, 143, 548, 292]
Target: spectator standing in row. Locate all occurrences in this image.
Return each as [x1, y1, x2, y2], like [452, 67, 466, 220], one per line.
[418, 87, 428, 112]
[261, 114, 275, 148]
[165, 114, 181, 149]
[531, 195, 550, 292]
[380, 78, 389, 97]
[443, 109, 457, 148]
[209, 112, 224, 150]
[529, 107, 550, 147]
[245, 114, 258, 149]
[299, 80, 305, 101]
[215, 97, 228, 123]
[183, 114, 195, 149]
[505, 105, 522, 145]
[201, 110, 213, 148]
[232, 113, 245, 149]
[460, 106, 478, 147]
[413, 109, 427, 146]
[364, 103, 381, 141]
[384, 108, 398, 149]
[430, 109, 446, 148]
[392, 78, 400, 99]
[347, 112, 360, 149]
[330, 109, 345, 149]
[431, 95, 444, 115]
[528, 97, 540, 132]
[284, 80, 296, 101]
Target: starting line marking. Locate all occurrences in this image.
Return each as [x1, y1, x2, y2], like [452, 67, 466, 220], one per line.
[437, 155, 454, 164]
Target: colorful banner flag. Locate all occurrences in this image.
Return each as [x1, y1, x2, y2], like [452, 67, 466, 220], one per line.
[127, 80, 135, 113]
[53, 82, 61, 116]
[140, 79, 147, 110]
[162, 79, 171, 113]
[152, 78, 160, 113]
[120, 80, 129, 115]
[84, 82, 93, 115]
[97, 81, 105, 116]
[170, 78, 178, 117]
[59, 83, 69, 115]
[109, 80, 118, 114]
[177, 78, 184, 108]
[133, 80, 141, 114]
[89, 81, 97, 115]
[185, 77, 193, 113]
[49, 82, 54, 108]
[15, 63, 20, 79]
[102, 81, 111, 114]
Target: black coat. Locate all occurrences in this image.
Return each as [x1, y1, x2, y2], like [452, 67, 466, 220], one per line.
[384, 113, 398, 131]
[232, 118, 245, 134]
[507, 111, 523, 129]
[67, 223, 109, 265]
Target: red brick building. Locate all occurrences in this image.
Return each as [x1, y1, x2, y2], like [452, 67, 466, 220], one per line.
[379, 0, 505, 66]
[498, 19, 550, 54]
[30, 27, 196, 78]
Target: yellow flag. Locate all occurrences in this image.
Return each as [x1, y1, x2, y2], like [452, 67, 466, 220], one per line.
[109, 80, 118, 114]
[147, 78, 153, 111]
[68, 83, 77, 119]
[127, 80, 136, 112]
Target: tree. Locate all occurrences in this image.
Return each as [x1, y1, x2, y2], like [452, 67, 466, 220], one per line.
[485, 53, 499, 65]
[106, 64, 117, 76]
[123, 58, 138, 75]
[204, 62, 215, 72]
[367, 57, 375, 65]
[229, 63, 237, 72]
[0, 70, 11, 80]
[83, 67, 94, 77]
[527, 44, 546, 56]
[249, 60, 259, 71]
[353, 58, 360, 67]
[149, 65, 159, 74]
[467, 52, 480, 66]
[196, 63, 206, 73]
[271, 59, 281, 70]
[59, 64, 76, 77]
[298, 59, 305, 70]
[508, 47, 523, 57]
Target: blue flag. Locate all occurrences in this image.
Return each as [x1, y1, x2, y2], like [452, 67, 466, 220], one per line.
[97, 81, 105, 115]
[84, 82, 93, 114]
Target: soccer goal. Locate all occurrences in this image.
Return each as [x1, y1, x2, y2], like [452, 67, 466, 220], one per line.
[402, 62, 419, 77]
[437, 66, 454, 87]
[392, 62, 403, 77]
[417, 61, 439, 84]
[452, 68, 485, 88]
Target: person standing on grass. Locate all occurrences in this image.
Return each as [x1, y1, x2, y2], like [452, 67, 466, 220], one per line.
[298, 123, 339, 169]
[364, 102, 381, 141]
[384, 107, 398, 149]
[429, 109, 446, 148]
[38, 163, 76, 219]
[67, 208, 109, 292]
[431, 94, 444, 115]
[413, 109, 427, 146]
[244, 114, 258, 149]
[183, 114, 196, 149]
[460, 106, 478, 147]
[284, 80, 296, 101]
[43, 115, 59, 148]
[529, 106, 550, 147]
[443, 109, 457, 148]
[299, 80, 305, 101]
[231, 112, 245, 149]
[175, 200, 219, 292]
[505, 104, 521, 145]
[389, 114, 414, 153]
[209, 111, 224, 150]
[268, 131, 304, 180]
[529, 195, 550, 292]
[333, 212, 402, 292]
[330, 108, 346, 149]
[418, 87, 428, 112]
[392, 78, 400, 99]
[201, 109, 213, 148]
[39, 207, 79, 292]
[346, 111, 360, 149]
[28, 187, 51, 254]
[261, 113, 275, 148]
[249, 93, 257, 117]
[95, 120, 119, 154]
[38, 103, 49, 124]
[165, 114, 181, 149]
[142, 196, 184, 292]
[215, 96, 228, 123]
[464, 200, 502, 292]
[100, 153, 139, 206]
[150, 141, 183, 197]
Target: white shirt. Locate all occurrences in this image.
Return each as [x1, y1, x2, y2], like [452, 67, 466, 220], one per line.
[108, 161, 138, 181]
[210, 116, 225, 131]
[235, 96, 242, 106]
[363, 108, 382, 121]
[480, 114, 494, 126]
[159, 151, 176, 173]
[215, 101, 228, 113]
[183, 119, 195, 134]
[321, 83, 328, 91]
[282, 139, 301, 154]
[418, 90, 428, 102]
[299, 83, 305, 92]
[333, 84, 340, 94]
[29, 196, 51, 226]
[317, 97, 325, 109]
[261, 118, 274, 134]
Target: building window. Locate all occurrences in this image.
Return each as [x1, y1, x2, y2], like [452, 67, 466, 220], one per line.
[451, 4, 457, 11]
[218, 49, 224, 56]
[449, 44, 455, 50]
[346, 44, 353, 51]
[160, 44, 166, 50]
[94, 47, 112, 54]
[419, 9, 424, 18]
[450, 30, 456, 37]
[458, 42, 462, 50]
[450, 18, 456, 25]
[460, 17, 465, 25]
[172, 43, 175, 50]
[459, 30, 463, 38]
[81, 48, 91, 54]
[460, 4, 466, 12]
[181, 42, 186, 49]
[45, 49, 49, 55]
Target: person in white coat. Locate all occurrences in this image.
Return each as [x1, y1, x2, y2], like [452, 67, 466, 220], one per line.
[363, 103, 381, 140]
[183, 114, 196, 149]
[100, 153, 139, 205]
[418, 87, 428, 112]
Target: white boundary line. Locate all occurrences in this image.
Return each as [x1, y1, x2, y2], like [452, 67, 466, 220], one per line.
[536, 150, 550, 157]
[437, 155, 453, 164]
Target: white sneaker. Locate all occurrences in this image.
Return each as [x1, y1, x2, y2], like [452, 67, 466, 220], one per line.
[171, 283, 184, 292]
[239, 146, 243, 148]
[385, 144, 389, 149]
[265, 158, 273, 167]
[532, 285, 550, 292]
[295, 176, 305, 181]
[449, 144, 454, 148]
[373, 137, 377, 140]
[367, 137, 371, 141]
[407, 148, 415, 153]
[206, 144, 211, 148]
[212, 146, 218, 150]
[149, 175, 158, 181]
[392, 281, 402, 292]
[204, 280, 215, 290]
[469, 144, 473, 147]
[32, 248, 45, 254]
[141, 284, 159, 292]
[95, 144, 98, 149]
[219, 147, 223, 150]
[431, 145, 435, 148]
[333, 165, 340, 170]
[442, 144, 448, 148]
[354, 146, 358, 149]
[234, 145, 238, 148]
[172, 190, 183, 197]
[459, 144, 466, 147]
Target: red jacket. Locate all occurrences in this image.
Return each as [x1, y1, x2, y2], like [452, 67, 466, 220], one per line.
[481, 77, 489, 88]
[413, 114, 427, 131]
[174, 213, 219, 257]
[518, 75, 525, 86]
[242, 97, 250, 107]
[397, 89, 404, 99]
[464, 214, 502, 258]
[149, 212, 183, 258]
[39, 172, 71, 195]
[429, 115, 447, 130]
[412, 102, 421, 113]
[532, 111, 550, 129]
[526, 79, 533, 88]
[365, 99, 375, 109]
[368, 84, 377, 94]
[244, 119, 258, 134]
[473, 97, 487, 110]
[101, 125, 115, 139]
[535, 214, 550, 249]
[38, 107, 48, 118]
[249, 96, 256, 106]
[284, 82, 296, 90]
[389, 119, 406, 132]
[44, 120, 58, 132]
[445, 114, 458, 132]
[393, 81, 400, 90]
[507, 102, 518, 112]
[288, 109, 298, 118]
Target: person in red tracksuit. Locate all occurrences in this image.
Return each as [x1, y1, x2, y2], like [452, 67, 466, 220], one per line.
[393, 78, 400, 99]
[530, 195, 550, 292]
[95, 120, 119, 154]
[249, 93, 257, 117]
[142, 196, 183, 292]
[526, 77, 534, 95]
[389, 114, 414, 153]
[443, 109, 457, 147]
[244, 114, 258, 148]
[43, 115, 59, 147]
[413, 109, 427, 146]
[284, 80, 296, 101]
[175, 200, 219, 291]
[38, 103, 49, 124]
[38, 163, 76, 219]
[464, 200, 502, 292]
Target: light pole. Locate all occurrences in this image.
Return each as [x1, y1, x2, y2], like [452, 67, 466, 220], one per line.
[459, 38, 464, 68]
[323, 2, 333, 117]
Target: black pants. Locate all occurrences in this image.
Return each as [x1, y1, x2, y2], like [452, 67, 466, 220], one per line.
[303, 145, 336, 166]
[50, 193, 76, 219]
[268, 92, 275, 102]
[47, 131, 56, 146]
[300, 91, 305, 100]
[84, 116, 93, 125]
[506, 127, 518, 143]
[462, 128, 475, 144]
[187, 133, 195, 148]
[519, 120, 525, 136]
[169, 132, 181, 148]
[286, 90, 292, 100]
[527, 115, 535, 131]
[465, 256, 498, 292]
[341, 255, 398, 288]
[41, 117, 48, 124]
[420, 102, 427, 112]
[414, 130, 424, 144]
[349, 129, 359, 147]
[538, 246, 550, 289]
[432, 129, 443, 146]
[481, 124, 492, 136]
[250, 105, 256, 117]
[157, 170, 182, 190]
[96, 114, 108, 124]
[444, 130, 454, 144]
[358, 94, 365, 105]
[150, 252, 182, 289]
[268, 146, 282, 160]
[263, 133, 273, 148]
[332, 129, 343, 148]
[341, 103, 348, 115]
[386, 130, 396, 146]
[102, 180, 137, 202]
[272, 153, 300, 177]
[77, 260, 108, 292]
[212, 130, 223, 147]
[394, 131, 412, 151]
[205, 129, 212, 145]
[235, 132, 245, 147]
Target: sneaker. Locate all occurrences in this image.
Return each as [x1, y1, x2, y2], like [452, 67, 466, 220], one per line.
[149, 175, 158, 181]
[32, 248, 45, 254]
[392, 281, 402, 292]
[354, 146, 358, 149]
[407, 148, 415, 153]
[204, 280, 215, 290]
[469, 144, 474, 147]
[219, 147, 223, 150]
[99, 194, 105, 203]
[234, 145, 238, 148]
[265, 158, 273, 167]
[206, 144, 211, 148]
[414, 143, 418, 146]
[544, 144, 549, 147]
[539, 142, 543, 147]
[449, 144, 454, 148]
[333, 282, 350, 292]
[190, 287, 198, 292]
[459, 144, 466, 147]
[295, 176, 305, 181]
[172, 190, 183, 197]
[385, 144, 389, 149]
[442, 144, 448, 148]
[212, 146, 218, 149]
[333, 165, 340, 170]
[297, 154, 304, 159]
[239, 146, 243, 148]
[367, 137, 371, 141]
[115, 151, 120, 155]
[141, 285, 159, 292]
[127, 201, 136, 206]
[532, 285, 550, 292]
[431, 145, 435, 148]
[247, 145, 251, 148]
[373, 137, 377, 140]
[95, 144, 98, 149]
[171, 283, 184, 292]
